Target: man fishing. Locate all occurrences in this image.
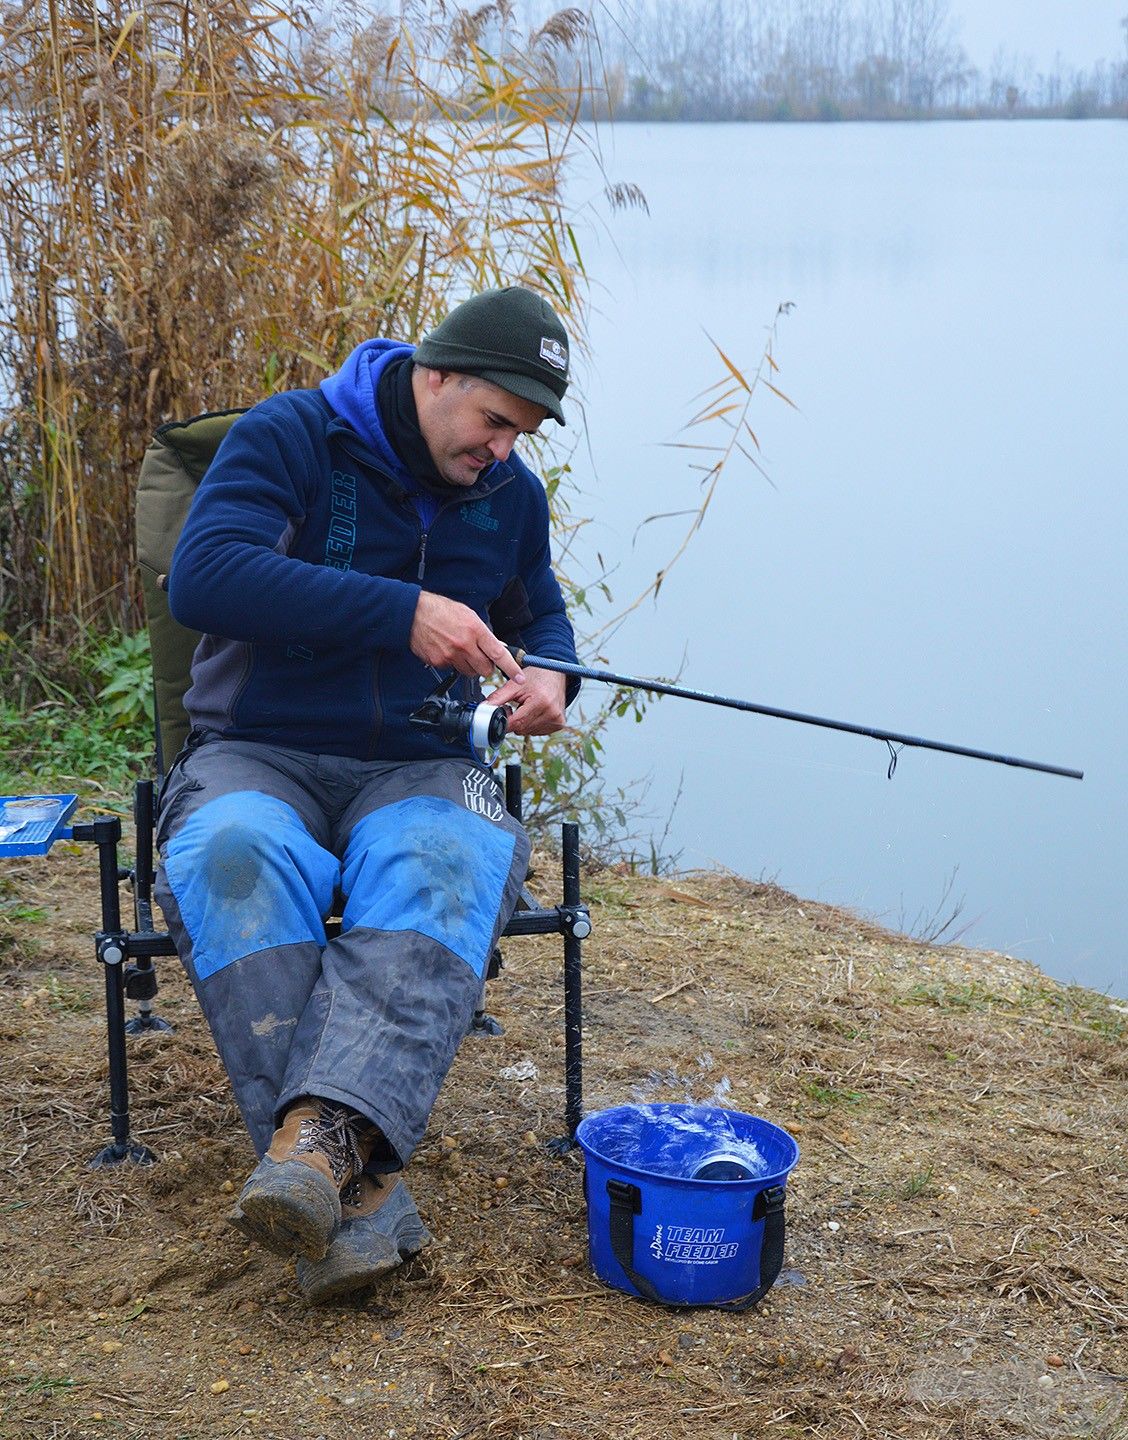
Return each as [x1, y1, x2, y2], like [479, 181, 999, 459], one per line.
[156, 286, 580, 1303]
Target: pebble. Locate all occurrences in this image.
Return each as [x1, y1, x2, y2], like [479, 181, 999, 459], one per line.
[210, 1379, 230, 1394]
[522, 1131, 537, 1147]
[1045, 1354, 1064, 1368]
[441, 1136, 458, 1150]
[1036, 1375, 1054, 1390]
[826, 1221, 841, 1232]
[494, 1176, 509, 1190]
[101, 1340, 123, 1354]
[109, 1287, 130, 1308]
[237, 1342, 253, 1356]
[220, 1180, 235, 1194]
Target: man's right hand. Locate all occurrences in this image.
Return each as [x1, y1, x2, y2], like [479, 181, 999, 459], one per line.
[410, 591, 525, 683]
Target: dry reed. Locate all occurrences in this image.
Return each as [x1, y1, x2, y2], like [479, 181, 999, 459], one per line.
[0, 0, 599, 636]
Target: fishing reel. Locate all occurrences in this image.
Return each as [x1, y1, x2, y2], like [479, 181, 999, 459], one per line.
[409, 670, 510, 765]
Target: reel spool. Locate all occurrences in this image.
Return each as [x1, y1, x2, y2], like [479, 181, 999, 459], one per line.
[409, 671, 510, 765]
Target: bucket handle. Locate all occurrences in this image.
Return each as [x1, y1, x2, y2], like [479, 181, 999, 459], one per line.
[606, 1178, 787, 1312]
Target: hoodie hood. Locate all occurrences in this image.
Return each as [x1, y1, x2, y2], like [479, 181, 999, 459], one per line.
[319, 339, 414, 485]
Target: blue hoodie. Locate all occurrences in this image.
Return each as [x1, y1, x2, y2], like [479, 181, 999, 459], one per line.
[168, 341, 577, 761]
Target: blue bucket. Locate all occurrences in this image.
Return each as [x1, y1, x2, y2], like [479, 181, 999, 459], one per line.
[576, 1103, 799, 1309]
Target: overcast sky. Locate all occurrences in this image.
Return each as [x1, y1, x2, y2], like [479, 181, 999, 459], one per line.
[950, 0, 1126, 70]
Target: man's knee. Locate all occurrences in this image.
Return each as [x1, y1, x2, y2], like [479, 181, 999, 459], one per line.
[162, 792, 339, 977]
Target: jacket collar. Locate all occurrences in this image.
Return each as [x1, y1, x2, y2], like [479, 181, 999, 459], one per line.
[326, 412, 517, 504]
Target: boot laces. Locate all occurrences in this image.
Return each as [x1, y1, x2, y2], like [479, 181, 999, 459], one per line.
[293, 1101, 368, 1187]
[341, 1172, 385, 1208]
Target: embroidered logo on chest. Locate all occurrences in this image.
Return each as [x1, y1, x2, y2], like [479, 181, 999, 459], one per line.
[461, 499, 500, 532]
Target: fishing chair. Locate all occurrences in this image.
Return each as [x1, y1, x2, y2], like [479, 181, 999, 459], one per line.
[68, 409, 590, 1169]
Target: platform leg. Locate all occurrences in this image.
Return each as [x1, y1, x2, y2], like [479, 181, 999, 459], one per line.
[547, 820, 585, 1158]
[89, 949, 155, 1168]
[85, 818, 155, 1168]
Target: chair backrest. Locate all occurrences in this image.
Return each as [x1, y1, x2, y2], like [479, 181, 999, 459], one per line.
[135, 409, 245, 772]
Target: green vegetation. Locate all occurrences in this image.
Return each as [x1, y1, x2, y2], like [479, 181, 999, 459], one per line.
[803, 1079, 865, 1106]
[903, 980, 1001, 1012]
[1, 625, 153, 792]
[22, 1374, 79, 1396]
[43, 975, 94, 1015]
[0, 897, 47, 925]
[899, 1166, 937, 1200]
[900, 975, 1125, 1039]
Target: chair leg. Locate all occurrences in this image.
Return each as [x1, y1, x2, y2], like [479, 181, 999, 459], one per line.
[124, 957, 174, 1036]
[78, 815, 155, 1168]
[470, 947, 504, 1037]
[548, 820, 585, 1156]
[89, 944, 156, 1168]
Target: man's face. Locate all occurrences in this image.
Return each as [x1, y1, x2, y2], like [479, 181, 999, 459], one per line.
[416, 369, 548, 487]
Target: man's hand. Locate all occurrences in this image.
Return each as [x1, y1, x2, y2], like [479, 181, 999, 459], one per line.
[410, 591, 524, 682]
[488, 666, 568, 737]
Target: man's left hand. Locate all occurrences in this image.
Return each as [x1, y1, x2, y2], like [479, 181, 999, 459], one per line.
[488, 666, 568, 737]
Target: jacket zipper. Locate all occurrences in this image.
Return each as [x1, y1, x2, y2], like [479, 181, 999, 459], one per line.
[414, 480, 517, 583]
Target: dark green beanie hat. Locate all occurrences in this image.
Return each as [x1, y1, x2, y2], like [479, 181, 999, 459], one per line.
[414, 286, 570, 425]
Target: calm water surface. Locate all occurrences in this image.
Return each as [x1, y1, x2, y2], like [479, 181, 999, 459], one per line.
[566, 121, 1127, 998]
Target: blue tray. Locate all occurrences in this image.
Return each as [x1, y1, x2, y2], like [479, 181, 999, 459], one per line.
[0, 794, 79, 857]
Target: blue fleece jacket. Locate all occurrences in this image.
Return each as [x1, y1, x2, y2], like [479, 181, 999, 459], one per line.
[168, 341, 577, 761]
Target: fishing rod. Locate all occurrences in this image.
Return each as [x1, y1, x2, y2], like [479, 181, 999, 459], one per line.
[506, 651, 1084, 781]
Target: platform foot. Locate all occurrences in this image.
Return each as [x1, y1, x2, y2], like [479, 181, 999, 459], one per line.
[88, 1141, 157, 1169]
[470, 1012, 504, 1037]
[124, 1015, 174, 1035]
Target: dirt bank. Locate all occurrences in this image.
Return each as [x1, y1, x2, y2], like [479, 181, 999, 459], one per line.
[1, 842, 1125, 1439]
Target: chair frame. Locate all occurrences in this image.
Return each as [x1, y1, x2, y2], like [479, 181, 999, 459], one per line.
[72, 762, 590, 1169]
[65, 406, 590, 1168]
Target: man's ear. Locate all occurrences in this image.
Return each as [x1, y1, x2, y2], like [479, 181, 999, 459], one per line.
[414, 365, 447, 418]
[430, 367, 462, 395]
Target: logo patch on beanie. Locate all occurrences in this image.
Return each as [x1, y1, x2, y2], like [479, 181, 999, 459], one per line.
[540, 337, 568, 371]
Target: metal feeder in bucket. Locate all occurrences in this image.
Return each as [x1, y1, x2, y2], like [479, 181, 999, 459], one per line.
[576, 1103, 799, 1310]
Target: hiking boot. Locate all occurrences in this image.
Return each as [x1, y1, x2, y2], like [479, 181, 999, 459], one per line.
[232, 1097, 381, 1261]
[295, 1173, 432, 1305]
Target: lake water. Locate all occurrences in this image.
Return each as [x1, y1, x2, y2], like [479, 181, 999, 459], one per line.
[565, 121, 1127, 999]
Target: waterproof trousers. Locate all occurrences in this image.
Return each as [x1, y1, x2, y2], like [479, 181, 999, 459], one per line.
[154, 737, 530, 1169]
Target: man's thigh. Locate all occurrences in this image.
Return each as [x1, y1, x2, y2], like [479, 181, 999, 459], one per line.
[157, 737, 331, 852]
[156, 739, 340, 984]
[335, 758, 530, 982]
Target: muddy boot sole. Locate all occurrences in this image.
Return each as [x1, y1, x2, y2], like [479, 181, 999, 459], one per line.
[234, 1158, 342, 1261]
[296, 1189, 432, 1305]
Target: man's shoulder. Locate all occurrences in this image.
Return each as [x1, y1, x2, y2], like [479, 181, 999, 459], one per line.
[220, 388, 332, 455]
[231, 387, 334, 442]
[498, 448, 551, 500]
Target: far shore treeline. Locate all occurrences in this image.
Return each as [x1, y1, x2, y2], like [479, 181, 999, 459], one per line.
[522, 0, 1128, 121]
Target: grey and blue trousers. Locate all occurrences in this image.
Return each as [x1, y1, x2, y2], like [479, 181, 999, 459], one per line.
[154, 736, 529, 1170]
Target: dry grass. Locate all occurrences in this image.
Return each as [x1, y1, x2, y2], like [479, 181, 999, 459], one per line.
[1, 846, 1125, 1438]
[0, 0, 601, 635]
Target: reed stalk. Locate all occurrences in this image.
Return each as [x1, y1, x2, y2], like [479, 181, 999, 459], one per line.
[0, 0, 598, 636]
